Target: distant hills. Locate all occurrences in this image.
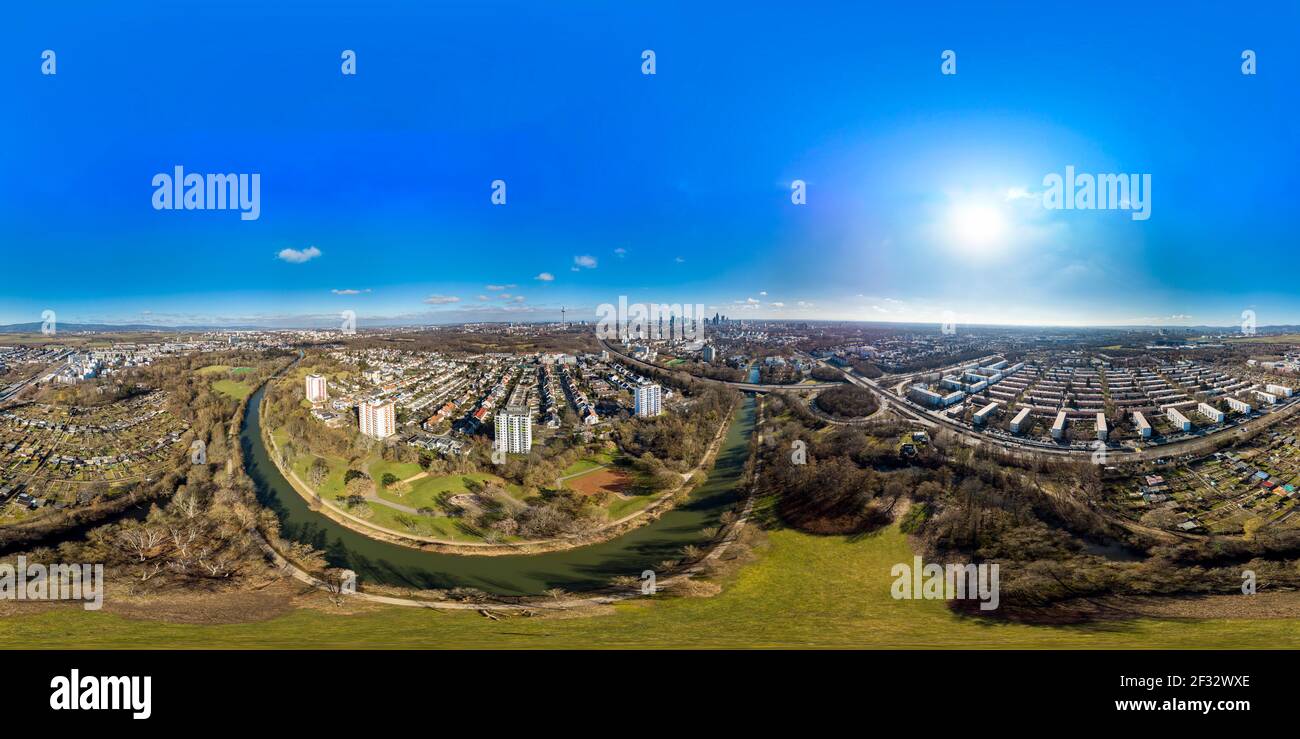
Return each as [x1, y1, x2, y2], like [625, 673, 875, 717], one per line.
[0, 322, 254, 333]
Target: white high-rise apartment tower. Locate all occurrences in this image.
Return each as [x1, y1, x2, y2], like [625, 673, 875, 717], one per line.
[634, 383, 662, 417]
[305, 374, 328, 403]
[358, 400, 396, 440]
[495, 406, 532, 454]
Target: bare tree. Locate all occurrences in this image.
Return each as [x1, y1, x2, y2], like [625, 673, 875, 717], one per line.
[119, 524, 167, 562]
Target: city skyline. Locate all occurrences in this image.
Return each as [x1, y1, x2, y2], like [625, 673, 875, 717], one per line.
[4, 2, 1297, 328]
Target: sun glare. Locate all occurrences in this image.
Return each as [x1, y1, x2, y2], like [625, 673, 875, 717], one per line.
[947, 203, 1006, 253]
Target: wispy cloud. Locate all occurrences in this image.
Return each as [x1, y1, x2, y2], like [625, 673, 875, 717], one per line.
[574, 255, 597, 269]
[331, 288, 370, 295]
[277, 246, 321, 264]
[423, 294, 461, 305]
[485, 284, 516, 291]
[535, 272, 554, 281]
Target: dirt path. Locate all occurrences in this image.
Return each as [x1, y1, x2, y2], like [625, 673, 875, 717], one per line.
[398, 470, 429, 485]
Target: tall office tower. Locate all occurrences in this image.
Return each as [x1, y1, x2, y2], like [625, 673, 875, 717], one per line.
[358, 400, 396, 440]
[305, 374, 328, 403]
[634, 383, 663, 417]
[494, 406, 532, 454]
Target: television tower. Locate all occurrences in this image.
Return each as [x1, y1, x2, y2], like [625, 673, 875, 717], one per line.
[561, 306, 566, 329]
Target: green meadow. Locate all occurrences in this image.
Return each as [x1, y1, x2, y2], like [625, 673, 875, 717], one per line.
[5, 519, 1298, 648]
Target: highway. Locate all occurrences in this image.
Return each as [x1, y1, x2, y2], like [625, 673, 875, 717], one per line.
[0, 353, 72, 403]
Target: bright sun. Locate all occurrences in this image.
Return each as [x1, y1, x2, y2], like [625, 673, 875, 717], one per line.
[948, 203, 1006, 253]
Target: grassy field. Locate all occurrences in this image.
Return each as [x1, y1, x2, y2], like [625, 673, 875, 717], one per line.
[378, 470, 524, 509]
[285, 446, 524, 540]
[1226, 333, 1300, 344]
[5, 518, 1300, 648]
[210, 379, 253, 400]
[197, 365, 253, 375]
[561, 450, 617, 477]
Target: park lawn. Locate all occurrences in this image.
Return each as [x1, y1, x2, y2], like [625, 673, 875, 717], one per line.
[368, 459, 424, 490]
[7, 519, 1300, 648]
[291, 453, 350, 501]
[382, 471, 516, 510]
[211, 379, 252, 401]
[355, 500, 486, 542]
[605, 491, 658, 520]
[561, 450, 618, 477]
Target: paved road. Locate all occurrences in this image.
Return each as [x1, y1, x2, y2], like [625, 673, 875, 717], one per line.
[0, 354, 71, 403]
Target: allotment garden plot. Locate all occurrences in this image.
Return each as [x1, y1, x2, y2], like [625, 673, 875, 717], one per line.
[1111, 427, 1300, 535]
[0, 391, 189, 518]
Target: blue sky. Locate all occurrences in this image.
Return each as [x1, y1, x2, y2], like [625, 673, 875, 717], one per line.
[2, 1, 1297, 328]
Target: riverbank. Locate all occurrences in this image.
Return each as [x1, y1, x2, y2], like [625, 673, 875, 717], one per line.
[260, 388, 739, 556]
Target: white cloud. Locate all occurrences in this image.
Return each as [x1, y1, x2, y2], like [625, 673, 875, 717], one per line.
[477, 295, 489, 301]
[331, 288, 370, 295]
[486, 284, 516, 291]
[574, 255, 597, 269]
[759, 291, 767, 296]
[674, 256, 685, 263]
[770, 302, 785, 308]
[277, 246, 321, 264]
[535, 272, 555, 281]
[614, 247, 627, 257]
[423, 295, 461, 305]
